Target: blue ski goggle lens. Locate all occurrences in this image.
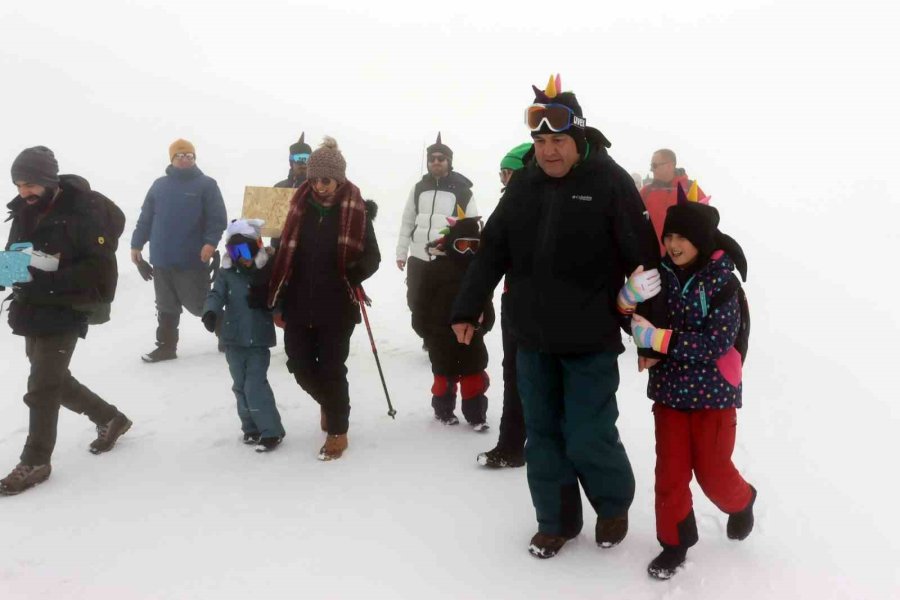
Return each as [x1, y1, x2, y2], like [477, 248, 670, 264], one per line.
[290, 153, 310, 164]
[227, 243, 253, 261]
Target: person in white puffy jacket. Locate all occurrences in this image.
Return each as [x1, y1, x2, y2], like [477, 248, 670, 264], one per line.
[396, 133, 477, 338]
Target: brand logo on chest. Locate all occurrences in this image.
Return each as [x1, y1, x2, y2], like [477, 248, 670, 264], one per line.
[571, 194, 593, 202]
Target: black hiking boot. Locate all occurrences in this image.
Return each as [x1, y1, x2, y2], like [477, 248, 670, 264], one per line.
[647, 544, 688, 580]
[255, 436, 283, 453]
[142, 312, 179, 363]
[434, 411, 460, 425]
[596, 513, 629, 548]
[0, 463, 52, 496]
[727, 485, 757, 540]
[90, 413, 132, 454]
[242, 433, 261, 445]
[477, 445, 525, 468]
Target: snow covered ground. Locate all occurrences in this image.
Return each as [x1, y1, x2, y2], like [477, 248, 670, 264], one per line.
[2, 1, 898, 597]
[1, 208, 897, 599]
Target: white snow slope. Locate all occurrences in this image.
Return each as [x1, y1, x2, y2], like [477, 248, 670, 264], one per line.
[1, 205, 897, 600]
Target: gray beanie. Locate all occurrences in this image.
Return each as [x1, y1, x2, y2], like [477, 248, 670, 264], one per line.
[11, 146, 60, 188]
[306, 136, 347, 184]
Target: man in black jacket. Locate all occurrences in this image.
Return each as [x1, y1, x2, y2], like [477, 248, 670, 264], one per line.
[0, 147, 131, 496]
[451, 78, 661, 558]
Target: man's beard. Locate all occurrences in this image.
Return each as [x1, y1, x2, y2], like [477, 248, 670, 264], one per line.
[22, 187, 57, 212]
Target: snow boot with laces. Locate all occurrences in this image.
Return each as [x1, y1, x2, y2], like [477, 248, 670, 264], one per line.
[0, 463, 52, 496]
[89, 413, 132, 454]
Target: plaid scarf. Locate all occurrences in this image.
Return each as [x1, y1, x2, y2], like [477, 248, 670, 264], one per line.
[267, 180, 367, 308]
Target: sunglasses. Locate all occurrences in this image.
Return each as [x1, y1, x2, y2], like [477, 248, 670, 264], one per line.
[428, 155, 448, 163]
[312, 177, 334, 187]
[290, 153, 310, 164]
[452, 238, 480, 254]
[650, 161, 672, 170]
[525, 103, 585, 132]
[173, 152, 195, 160]
[226, 242, 254, 261]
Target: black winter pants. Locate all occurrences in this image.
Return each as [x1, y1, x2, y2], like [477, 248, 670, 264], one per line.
[405, 257, 427, 335]
[21, 332, 119, 466]
[284, 321, 355, 435]
[497, 298, 526, 453]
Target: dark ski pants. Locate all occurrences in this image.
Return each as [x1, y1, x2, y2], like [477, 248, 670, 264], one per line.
[405, 257, 427, 336]
[225, 346, 285, 440]
[284, 321, 355, 435]
[517, 349, 635, 536]
[20, 332, 119, 466]
[496, 299, 525, 453]
[654, 403, 753, 546]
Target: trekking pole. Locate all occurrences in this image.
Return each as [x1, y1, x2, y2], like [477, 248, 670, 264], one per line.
[355, 287, 396, 419]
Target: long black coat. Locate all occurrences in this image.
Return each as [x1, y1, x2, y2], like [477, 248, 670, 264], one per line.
[5, 175, 119, 337]
[452, 131, 659, 355]
[281, 201, 380, 329]
[413, 255, 494, 376]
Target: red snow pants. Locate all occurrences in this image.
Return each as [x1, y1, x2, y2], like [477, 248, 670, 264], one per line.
[654, 403, 752, 546]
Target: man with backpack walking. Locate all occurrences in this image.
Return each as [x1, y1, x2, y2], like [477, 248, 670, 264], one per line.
[130, 139, 227, 362]
[0, 146, 131, 495]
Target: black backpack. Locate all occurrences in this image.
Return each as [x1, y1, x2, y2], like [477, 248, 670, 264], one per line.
[73, 192, 126, 325]
[708, 274, 750, 363]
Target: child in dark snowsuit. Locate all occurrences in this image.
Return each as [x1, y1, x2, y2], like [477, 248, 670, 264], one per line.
[618, 189, 756, 580]
[203, 219, 285, 452]
[413, 217, 495, 429]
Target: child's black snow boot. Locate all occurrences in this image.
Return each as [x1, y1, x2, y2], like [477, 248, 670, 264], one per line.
[727, 485, 757, 540]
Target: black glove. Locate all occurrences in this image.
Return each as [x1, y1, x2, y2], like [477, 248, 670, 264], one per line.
[136, 259, 154, 281]
[201, 311, 217, 333]
[23, 266, 55, 292]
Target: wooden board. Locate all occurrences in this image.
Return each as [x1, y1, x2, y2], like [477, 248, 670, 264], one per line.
[241, 186, 295, 237]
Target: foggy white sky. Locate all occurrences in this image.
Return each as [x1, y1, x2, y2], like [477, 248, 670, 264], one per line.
[1, 0, 898, 341]
[2, 0, 895, 213]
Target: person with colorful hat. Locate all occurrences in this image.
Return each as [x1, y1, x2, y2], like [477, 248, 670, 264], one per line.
[202, 219, 285, 452]
[130, 138, 228, 363]
[275, 132, 312, 189]
[452, 75, 661, 559]
[476, 142, 532, 469]
[1, 147, 132, 495]
[396, 133, 477, 344]
[620, 187, 755, 580]
[267, 137, 380, 461]
[413, 216, 495, 429]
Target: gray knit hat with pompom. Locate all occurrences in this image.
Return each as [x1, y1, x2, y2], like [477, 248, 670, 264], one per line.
[306, 136, 346, 184]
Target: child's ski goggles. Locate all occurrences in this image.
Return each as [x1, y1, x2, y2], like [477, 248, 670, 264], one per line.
[226, 242, 254, 261]
[290, 153, 310, 164]
[525, 103, 585, 132]
[452, 238, 480, 254]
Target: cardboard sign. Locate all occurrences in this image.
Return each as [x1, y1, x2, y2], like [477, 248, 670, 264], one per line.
[241, 186, 296, 238]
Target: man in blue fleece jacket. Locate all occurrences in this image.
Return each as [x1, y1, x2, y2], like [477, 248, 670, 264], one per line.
[130, 139, 227, 363]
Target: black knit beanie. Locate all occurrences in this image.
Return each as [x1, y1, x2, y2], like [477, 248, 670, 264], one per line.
[11, 146, 59, 188]
[662, 188, 721, 258]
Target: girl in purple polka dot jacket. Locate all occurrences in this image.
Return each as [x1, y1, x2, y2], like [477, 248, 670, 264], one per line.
[616, 191, 757, 579]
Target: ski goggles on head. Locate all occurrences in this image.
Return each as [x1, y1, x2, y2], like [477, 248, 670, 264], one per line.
[525, 103, 586, 132]
[452, 238, 480, 255]
[226, 242, 253, 261]
[290, 153, 310, 164]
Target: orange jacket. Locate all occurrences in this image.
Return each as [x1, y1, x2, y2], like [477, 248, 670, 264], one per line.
[640, 174, 704, 256]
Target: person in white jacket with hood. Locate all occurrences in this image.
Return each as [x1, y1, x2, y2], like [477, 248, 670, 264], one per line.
[396, 133, 477, 339]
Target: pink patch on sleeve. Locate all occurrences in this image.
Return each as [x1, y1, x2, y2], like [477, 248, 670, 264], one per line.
[716, 346, 743, 387]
